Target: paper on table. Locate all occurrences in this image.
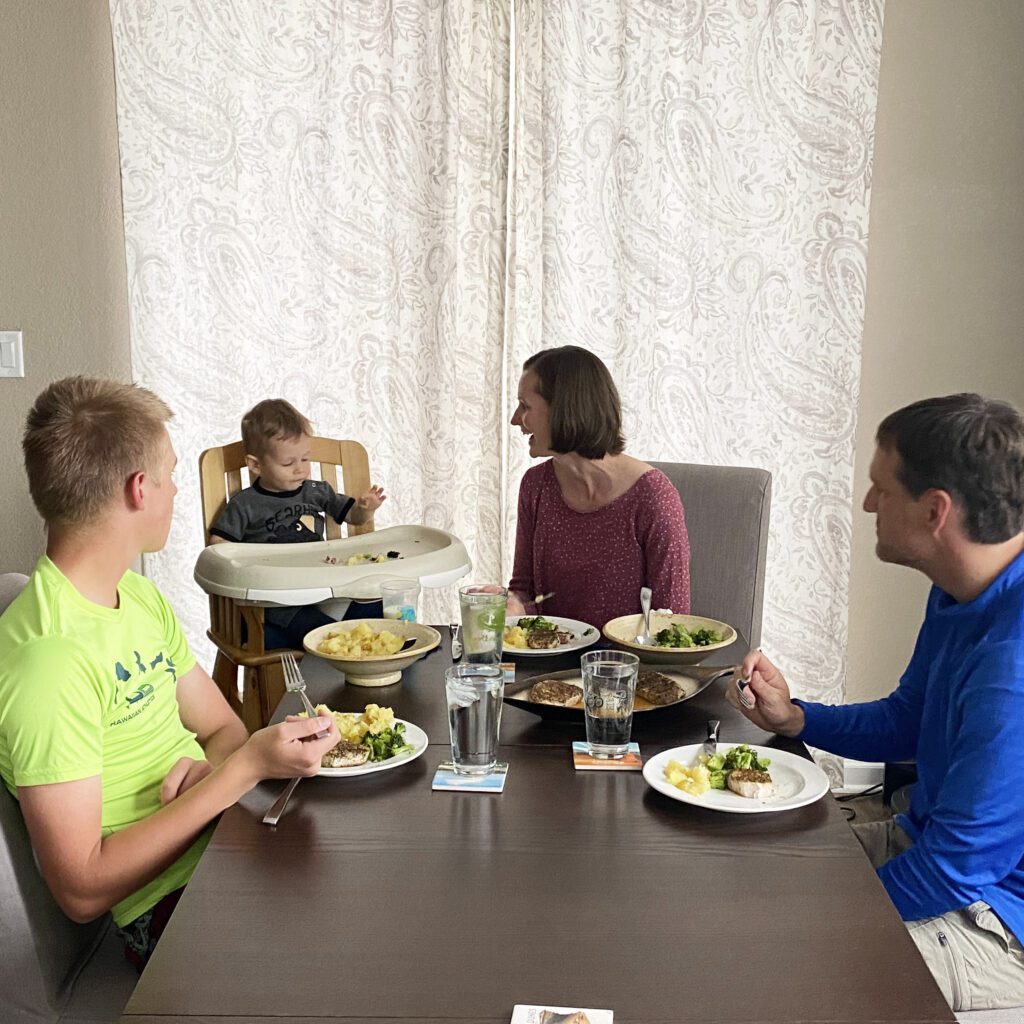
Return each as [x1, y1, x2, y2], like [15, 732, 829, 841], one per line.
[511, 1005, 613, 1024]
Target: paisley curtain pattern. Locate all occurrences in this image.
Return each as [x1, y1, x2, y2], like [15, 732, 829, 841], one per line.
[506, 0, 884, 765]
[111, 1, 883, 760]
[110, 0, 510, 654]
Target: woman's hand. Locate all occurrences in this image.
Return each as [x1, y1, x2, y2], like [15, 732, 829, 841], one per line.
[506, 591, 528, 615]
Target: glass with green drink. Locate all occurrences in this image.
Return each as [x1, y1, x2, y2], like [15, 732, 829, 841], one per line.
[458, 584, 508, 665]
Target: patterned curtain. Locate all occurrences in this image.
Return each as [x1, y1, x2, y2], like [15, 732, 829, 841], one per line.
[109, 0, 511, 654]
[110, 1, 884, 737]
[506, 0, 884, 739]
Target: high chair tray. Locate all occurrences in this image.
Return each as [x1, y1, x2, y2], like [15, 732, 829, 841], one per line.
[193, 524, 471, 605]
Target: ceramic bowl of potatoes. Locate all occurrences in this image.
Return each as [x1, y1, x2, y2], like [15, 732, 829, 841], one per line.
[303, 618, 441, 686]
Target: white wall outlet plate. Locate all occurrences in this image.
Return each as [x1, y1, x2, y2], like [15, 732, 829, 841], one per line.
[0, 331, 25, 378]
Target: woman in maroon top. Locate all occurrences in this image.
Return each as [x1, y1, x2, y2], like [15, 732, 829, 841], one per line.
[508, 346, 691, 628]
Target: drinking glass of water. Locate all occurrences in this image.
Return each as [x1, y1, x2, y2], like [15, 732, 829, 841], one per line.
[458, 584, 507, 665]
[381, 579, 420, 622]
[445, 664, 504, 774]
[581, 650, 639, 758]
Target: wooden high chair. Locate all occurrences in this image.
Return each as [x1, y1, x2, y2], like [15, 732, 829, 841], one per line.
[198, 437, 373, 732]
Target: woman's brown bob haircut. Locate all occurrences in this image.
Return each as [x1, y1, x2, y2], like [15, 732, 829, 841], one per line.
[241, 399, 313, 459]
[23, 376, 173, 528]
[523, 346, 625, 460]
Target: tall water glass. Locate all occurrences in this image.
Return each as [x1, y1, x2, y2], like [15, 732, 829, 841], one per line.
[581, 650, 640, 758]
[458, 584, 507, 665]
[445, 664, 504, 774]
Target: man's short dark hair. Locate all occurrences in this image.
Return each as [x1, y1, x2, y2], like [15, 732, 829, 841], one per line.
[523, 346, 625, 459]
[876, 393, 1024, 543]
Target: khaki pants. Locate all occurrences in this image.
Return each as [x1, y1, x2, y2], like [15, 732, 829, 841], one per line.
[853, 818, 1024, 1012]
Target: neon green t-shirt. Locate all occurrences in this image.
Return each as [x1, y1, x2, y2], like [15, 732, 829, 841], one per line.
[0, 556, 211, 926]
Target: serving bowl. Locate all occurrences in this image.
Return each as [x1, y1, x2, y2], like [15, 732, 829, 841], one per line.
[602, 612, 737, 665]
[504, 664, 735, 721]
[303, 618, 441, 686]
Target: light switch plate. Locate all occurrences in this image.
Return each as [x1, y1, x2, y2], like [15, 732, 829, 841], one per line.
[0, 331, 25, 378]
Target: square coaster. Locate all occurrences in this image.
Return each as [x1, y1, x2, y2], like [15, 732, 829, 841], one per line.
[432, 762, 509, 792]
[511, 1004, 613, 1024]
[571, 741, 642, 771]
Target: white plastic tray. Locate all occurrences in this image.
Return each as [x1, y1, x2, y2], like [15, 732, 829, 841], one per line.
[193, 524, 471, 605]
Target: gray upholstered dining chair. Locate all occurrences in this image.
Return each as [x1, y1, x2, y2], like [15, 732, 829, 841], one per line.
[0, 572, 138, 1024]
[648, 462, 771, 649]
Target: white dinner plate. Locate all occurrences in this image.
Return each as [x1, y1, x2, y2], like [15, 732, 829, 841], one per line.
[642, 742, 830, 814]
[317, 719, 428, 778]
[502, 615, 600, 657]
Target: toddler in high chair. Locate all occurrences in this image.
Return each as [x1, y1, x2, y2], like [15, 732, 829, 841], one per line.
[210, 398, 386, 649]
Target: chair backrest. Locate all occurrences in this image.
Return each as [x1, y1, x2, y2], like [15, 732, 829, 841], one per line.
[198, 436, 374, 543]
[648, 462, 772, 649]
[0, 572, 113, 1022]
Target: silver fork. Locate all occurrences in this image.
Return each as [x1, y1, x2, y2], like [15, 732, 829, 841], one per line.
[262, 777, 301, 827]
[281, 652, 319, 720]
[282, 653, 330, 738]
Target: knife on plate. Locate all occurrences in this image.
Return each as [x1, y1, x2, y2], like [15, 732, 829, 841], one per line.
[702, 719, 720, 759]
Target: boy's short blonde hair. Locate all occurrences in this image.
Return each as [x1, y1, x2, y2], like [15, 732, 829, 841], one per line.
[23, 376, 173, 527]
[241, 399, 313, 459]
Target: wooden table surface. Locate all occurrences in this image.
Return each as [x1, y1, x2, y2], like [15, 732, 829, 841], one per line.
[121, 632, 954, 1024]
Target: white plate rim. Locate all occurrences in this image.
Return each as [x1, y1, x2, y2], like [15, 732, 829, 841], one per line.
[642, 742, 829, 814]
[317, 718, 428, 777]
[503, 615, 600, 656]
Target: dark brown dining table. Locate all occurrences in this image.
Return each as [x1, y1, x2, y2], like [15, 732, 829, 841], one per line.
[121, 630, 954, 1024]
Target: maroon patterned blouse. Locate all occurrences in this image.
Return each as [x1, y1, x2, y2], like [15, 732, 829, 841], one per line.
[509, 460, 691, 628]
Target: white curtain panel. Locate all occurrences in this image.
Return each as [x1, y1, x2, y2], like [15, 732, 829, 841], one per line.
[110, 0, 884, 738]
[507, 0, 884, 739]
[109, 0, 511, 660]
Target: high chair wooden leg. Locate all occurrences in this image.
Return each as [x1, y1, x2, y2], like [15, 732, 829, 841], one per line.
[212, 651, 242, 720]
[257, 661, 287, 729]
[241, 666, 265, 734]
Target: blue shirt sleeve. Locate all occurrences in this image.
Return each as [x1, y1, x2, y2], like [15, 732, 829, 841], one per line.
[879, 642, 1024, 920]
[796, 675, 925, 764]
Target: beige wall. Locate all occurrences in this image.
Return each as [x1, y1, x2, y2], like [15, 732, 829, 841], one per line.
[0, 0, 130, 573]
[847, 0, 1024, 701]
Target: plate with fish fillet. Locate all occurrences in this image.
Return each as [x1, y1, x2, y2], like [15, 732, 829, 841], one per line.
[643, 742, 829, 814]
[502, 665, 735, 721]
[317, 719, 428, 778]
[502, 615, 599, 656]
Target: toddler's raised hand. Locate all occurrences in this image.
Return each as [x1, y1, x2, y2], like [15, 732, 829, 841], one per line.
[356, 484, 386, 513]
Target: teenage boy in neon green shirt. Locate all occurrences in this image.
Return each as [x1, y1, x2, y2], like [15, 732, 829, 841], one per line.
[0, 377, 340, 966]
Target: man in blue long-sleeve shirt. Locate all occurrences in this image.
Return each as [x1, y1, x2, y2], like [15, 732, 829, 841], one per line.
[728, 393, 1024, 1013]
